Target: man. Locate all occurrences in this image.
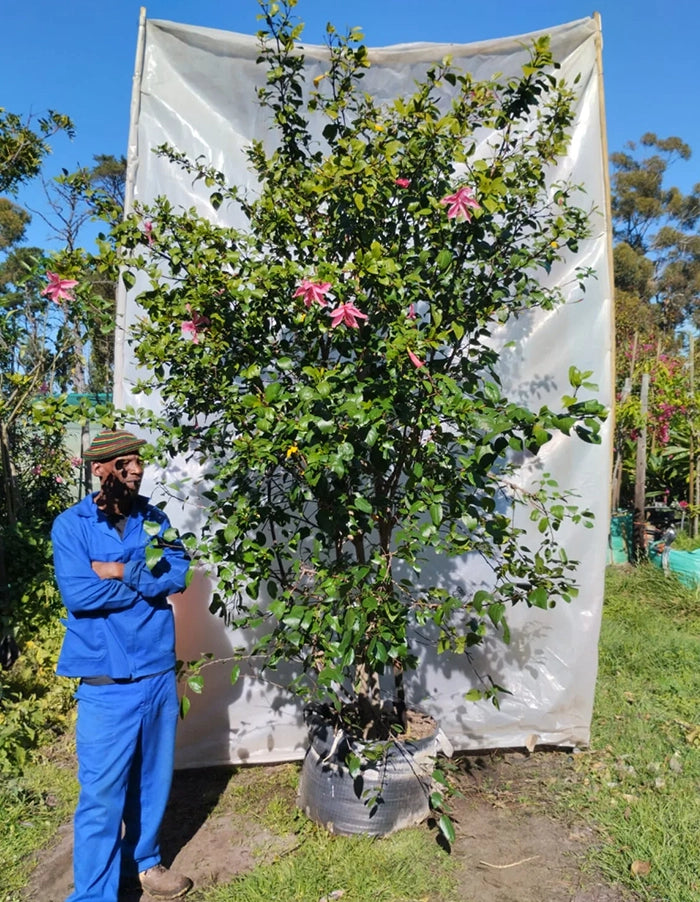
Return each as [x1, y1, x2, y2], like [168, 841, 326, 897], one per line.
[52, 430, 193, 901]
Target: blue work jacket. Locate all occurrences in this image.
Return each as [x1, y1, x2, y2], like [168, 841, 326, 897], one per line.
[52, 493, 190, 679]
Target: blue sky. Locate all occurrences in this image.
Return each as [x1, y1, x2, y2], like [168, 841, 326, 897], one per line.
[2, 0, 699, 249]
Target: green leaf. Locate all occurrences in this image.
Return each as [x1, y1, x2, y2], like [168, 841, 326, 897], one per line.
[145, 545, 164, 571]
[438, 814, 456, 844]
[179, 696, 191, 719]
[346, 752, 362, 778]
[354, 495, 373, 514]
[533, 425, 550, 446]
[188, 675, 204, 694]
[283, 605, 306, 628]
[121, 269, 136, 290]
[429, 790, 444, 809]
[528, 586, 549, 608]
[488, 602, 506, 626]
[143, 520, 161, 537]
[436, 249, 452, 270]
[431, 768, 449, 786]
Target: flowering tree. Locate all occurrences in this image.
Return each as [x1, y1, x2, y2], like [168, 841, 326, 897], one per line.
[0, 110, 117, 661]
[112, 1, 606, 736]
[616, 338, 699, 513]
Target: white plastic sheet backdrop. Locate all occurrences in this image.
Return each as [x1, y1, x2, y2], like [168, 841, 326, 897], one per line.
[115, 14, 614, 768]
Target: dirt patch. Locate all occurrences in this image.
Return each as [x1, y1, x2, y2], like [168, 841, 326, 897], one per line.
[23, 750, 634, 902]
[447, 752, 633, 902]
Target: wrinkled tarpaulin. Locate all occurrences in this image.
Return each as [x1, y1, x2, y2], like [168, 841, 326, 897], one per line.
[116, 14, 614, 768]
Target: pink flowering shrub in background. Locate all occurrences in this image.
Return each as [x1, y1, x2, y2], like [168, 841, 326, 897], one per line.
[616, 338, 699, 507]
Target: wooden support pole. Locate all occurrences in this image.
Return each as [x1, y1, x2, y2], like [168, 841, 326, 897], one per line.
[689, 334, 697, 537]
[611, 377, 631, 511]
[633, 373, 650, 559]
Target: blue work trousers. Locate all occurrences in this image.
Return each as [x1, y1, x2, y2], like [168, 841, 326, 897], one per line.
[67, 670, 178, 902]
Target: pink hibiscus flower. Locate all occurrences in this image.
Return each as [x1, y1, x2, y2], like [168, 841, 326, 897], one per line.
[293, 278, 332, 308]
[395, 177, 411, 188]
[440, 185, 481, 221]
[181, 305, 209, 344]
[41, 272, 78, 304]
[407, 349, 425, 369]
[329, 302, 368, 329]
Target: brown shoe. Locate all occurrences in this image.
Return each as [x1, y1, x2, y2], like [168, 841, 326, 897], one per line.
[139, 864, 193, 899]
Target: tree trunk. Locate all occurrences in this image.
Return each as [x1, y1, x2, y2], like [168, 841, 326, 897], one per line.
[0, 420, 18, 528]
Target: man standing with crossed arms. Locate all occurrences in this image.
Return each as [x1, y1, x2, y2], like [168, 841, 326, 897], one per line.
[52, 430, 193, 901]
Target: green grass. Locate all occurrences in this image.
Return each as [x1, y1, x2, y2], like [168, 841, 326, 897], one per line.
[200, 825, 456, 902]
[0, 747, 79, 902]
[665, 528, 700, 552]
[188, 762, 456, 902]
[559, 565, 700, 902]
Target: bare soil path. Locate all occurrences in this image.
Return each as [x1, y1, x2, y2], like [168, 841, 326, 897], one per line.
[24, 750, 634, 902]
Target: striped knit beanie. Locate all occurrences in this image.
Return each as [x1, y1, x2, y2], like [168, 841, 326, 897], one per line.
[83, 430, 146, 462]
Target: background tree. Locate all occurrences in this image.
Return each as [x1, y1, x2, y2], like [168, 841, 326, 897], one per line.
[0, 109, 73, 667]
[31, 154, 126, 391]
[0, 108, 74, 194]
[611, 133, 700, 336]
[611, 134, 700, 526]
[0, 111, 116, 667]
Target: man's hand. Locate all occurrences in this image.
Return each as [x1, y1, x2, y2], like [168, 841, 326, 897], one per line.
[91, 561, 125, 580]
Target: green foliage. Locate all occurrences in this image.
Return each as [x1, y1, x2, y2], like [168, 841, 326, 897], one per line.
[615, 343, 699, 505]
[2, 518, 65, 631]
[0, 619, 76, 776]
[0, 414, 78, 679]
[0, 108, 74, 195]
[109, 0, 606, 732]
[0, 107, 119, 656]
[0, 197, 30, 251]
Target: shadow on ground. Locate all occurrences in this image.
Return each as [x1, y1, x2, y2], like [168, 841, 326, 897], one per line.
[24, 764, 295, 902]
[24, 751, 634, 902]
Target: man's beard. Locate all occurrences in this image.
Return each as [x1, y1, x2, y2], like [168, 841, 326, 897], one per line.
[97, 473, 140, 515]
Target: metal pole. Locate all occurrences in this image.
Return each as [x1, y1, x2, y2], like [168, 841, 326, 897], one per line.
[113, 6, 147, 410]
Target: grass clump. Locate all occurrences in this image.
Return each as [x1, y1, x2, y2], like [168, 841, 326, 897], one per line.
[221, 762, 302, 835]
[200, 825, 456, 902]
[196, 763, 456, 902]
[0, 752, 78, 902]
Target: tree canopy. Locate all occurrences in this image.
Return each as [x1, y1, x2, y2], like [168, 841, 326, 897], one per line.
[611, 133, 700, 336]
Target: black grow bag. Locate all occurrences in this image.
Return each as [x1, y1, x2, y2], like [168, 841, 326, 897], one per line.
[297, 705, 438, 836]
